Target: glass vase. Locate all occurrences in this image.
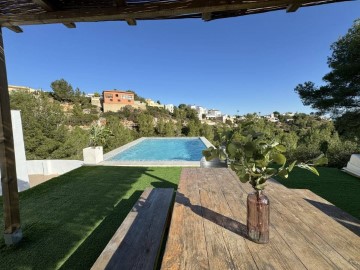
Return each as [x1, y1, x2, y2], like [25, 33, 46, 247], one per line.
[247, 190, 270, 244]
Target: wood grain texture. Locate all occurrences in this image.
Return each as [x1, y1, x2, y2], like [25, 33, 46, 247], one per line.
[294, 188, 360, 236]
[0, 0, 349, 26]
[161, 168, 360, 270]
[0, 28, 22, 235]
[92, 187, 174, 270]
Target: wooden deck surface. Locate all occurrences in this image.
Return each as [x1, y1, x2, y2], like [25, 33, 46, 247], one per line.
[161, 168, 360, 270]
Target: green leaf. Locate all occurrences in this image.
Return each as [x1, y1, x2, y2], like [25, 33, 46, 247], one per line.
[255, 159, 268, 168]
[312, 154, 328, 166]
[275, 144, 287, 153]
[255, 183, 266, 190]
[277, 168, 289, 179]
[288, 160, 297, 172]
[269, 141, 279, 148]
[265, 168, 277, 175]
[238, 172, 250, 183]
[244, 142, 256, 157]
[297, 163, 320, 176]
[272, 153, 286, 165]
[227, 143, 238, 157]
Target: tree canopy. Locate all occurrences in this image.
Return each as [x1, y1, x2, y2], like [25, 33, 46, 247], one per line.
[295, 19, 360, 138]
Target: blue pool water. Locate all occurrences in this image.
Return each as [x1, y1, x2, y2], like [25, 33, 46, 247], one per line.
[108, 138, 207, 161]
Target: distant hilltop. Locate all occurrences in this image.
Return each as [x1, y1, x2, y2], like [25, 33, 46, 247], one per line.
[8, 85, 40, 93]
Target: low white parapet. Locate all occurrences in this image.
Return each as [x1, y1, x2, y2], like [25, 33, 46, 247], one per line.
[342, 154, 360, 178]
[27, 160, 84, 176]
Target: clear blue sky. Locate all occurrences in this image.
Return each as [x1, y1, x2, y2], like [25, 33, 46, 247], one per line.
[3, 1, 359, 116]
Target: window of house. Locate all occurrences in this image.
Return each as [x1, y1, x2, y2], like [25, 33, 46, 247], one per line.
[118, 99, 121, 102]
[110, 99, 113, 101]
[115, 94, 118, 97]
[105, 94, 113, 98]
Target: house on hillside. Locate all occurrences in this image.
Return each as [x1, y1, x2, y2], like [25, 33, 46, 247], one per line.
[207, 109, 222, 119]
[145, 99, 164, 109]
[190, 105, 208, 120]
[8, 85, 40, 94]
[102, 90, 135, 112]
[165, 104, 174, 113]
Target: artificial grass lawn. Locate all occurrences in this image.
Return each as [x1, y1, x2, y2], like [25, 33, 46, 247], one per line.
[275, 167, 360, 220]
[0, 166, 181, 270]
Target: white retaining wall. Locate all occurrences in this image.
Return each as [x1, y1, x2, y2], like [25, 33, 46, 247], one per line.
[0, 110, 30, 195]
[27, 160, 83, 176]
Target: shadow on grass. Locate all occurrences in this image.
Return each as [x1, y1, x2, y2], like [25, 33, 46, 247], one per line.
[144, 171, 178, 190]
[0, 166, 181, 270]
[60, 191, 143, 269]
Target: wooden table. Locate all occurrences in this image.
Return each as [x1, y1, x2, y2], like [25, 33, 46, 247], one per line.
[161, 168, 360, 270]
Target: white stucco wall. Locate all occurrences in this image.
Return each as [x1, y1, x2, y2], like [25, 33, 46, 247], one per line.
[0, 110, 30, 195]
[27, 160, 83, 175]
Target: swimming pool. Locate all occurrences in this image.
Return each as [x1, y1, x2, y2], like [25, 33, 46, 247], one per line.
[107, 138, 208, 161]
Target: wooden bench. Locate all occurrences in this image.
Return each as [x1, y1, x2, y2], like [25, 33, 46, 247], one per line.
[91, 188, 174, 270]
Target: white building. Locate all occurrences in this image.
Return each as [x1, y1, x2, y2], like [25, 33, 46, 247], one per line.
[207, 109, 222, 118]
[190, 105, 208, 120]
[165, 104, 174, 113]
[8, 85, 38, 93]
[264, 113, 279, 123]
[145, 99, 164, 109]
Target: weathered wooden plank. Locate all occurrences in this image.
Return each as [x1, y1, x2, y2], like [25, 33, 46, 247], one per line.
[92, 188, 174, 270]
[32, 0, 57, 11]
[160, 189, 185, 269]
[63, 22, 76, 29]
[0, 27, 22, 241]
[199, 168, 258, 270]
[5, 25, 23, 33]
[228, 170, 360, 269]
[286, 2, 302, 12]
[219, 168, 307, 270]
[162, 168, 360, 270]
[202, 13, 212, 22]
[264, 180, 360, 269]
[1, 0, 327, 27]
[192, 168, 236, 270]
[125, 19, 137, 26]
[178, 168, 209, 270]
[294, 188, 360, 236]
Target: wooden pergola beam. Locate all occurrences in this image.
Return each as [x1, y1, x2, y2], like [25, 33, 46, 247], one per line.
[125, 19, 136, 26]
[114, 0, 137, 26]
[202, 13, 212, 22]
[32, 0, 76, 29]
[0, 27, 22, 245]
[5, 26, 23, 33]
[114, 0, 127, 7]
[0, 0, 323, 27]
[32, 0, 57, 11]
[287, 2, 302, 12]
[63, 22, 76, 29]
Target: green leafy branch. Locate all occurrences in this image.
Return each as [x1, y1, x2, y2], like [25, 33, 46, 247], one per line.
[203, 132, 328, 190]
[89, 124, 113, 147]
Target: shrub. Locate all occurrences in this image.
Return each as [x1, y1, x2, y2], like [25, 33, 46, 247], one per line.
[327, 140, 359, 168]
